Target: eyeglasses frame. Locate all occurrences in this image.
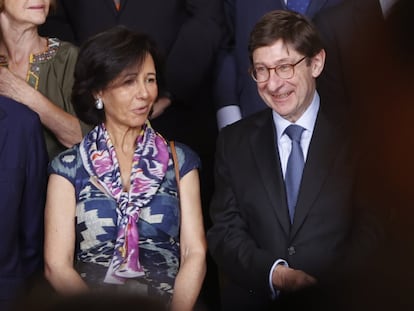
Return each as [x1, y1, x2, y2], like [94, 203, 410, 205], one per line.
[250, 56, 307, 82]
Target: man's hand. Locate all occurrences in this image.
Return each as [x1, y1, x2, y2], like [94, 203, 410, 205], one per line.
[272, 264, 317, 292]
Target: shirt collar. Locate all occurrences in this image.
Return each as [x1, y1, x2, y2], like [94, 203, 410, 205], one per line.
[273, 91, 320, 141]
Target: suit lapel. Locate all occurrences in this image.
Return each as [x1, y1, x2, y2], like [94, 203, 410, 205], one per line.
[119, 0, 128, 13]
[290, 111, 344, 237]
[105, 0, 120, 15]
[249, 111, 291, 236]
[307, 0, 328, 18]
[353, 0, 384, 29]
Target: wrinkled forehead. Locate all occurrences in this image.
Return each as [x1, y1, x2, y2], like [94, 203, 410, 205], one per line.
[252, 39, 299, 61]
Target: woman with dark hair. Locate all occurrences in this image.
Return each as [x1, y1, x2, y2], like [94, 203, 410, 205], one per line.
[44, 26, 206, 311]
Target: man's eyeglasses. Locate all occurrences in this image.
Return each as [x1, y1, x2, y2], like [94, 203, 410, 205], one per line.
[250, 56, 307, 82]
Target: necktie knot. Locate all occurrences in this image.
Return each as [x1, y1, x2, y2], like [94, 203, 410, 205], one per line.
[287, 0, 311, 15]
[284, 124, 304, 143]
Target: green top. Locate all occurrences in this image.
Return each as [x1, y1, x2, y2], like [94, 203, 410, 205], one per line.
[1, 38, 90, 160]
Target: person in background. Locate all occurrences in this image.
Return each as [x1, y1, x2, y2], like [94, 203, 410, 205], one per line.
[0, 0, 88, 159]
[207, 10, 383, 311]
[315, 1, 414, 309]
[314, 0, 399, 116]
[214, 0, 344, 130]
[0, 96, 48, 311]
[44, 26, 206, 311]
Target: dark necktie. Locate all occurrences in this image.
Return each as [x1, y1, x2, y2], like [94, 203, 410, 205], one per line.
[286, 0, 310, 14]
[284, 124, 305, 223]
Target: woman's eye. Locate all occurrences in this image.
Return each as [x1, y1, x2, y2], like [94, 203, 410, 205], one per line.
[145, 77, 157, 83]
[123, 78, 135, 85]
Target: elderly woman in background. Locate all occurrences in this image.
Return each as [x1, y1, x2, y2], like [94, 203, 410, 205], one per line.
[0, 0, 87, 159]
[44, 26, 206, 311]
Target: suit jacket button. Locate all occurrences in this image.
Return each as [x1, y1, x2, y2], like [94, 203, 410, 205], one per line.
[288, 246, 296, 255]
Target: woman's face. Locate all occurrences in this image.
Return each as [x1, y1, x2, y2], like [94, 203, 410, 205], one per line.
[99, 54, 158, 131]
[1, 0, 50, 26]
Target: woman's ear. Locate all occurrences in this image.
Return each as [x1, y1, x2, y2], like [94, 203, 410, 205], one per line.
[93, 90, 103, 101]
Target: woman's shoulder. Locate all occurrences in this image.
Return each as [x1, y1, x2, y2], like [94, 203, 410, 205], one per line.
[34, 38, 78, 64]
[54, 38, 79, 53]
[169, 141, 201, 176]
[48, 144, 83, 181]
[49, 37, 79, 60]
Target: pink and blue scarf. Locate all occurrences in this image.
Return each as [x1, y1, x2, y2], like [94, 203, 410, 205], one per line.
[80, 121, 169, 284]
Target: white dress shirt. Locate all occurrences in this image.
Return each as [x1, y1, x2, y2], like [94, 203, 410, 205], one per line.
[268, 91, 320, 298]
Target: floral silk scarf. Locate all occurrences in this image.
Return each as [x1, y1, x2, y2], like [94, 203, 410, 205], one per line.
[79, 121, 169, 284]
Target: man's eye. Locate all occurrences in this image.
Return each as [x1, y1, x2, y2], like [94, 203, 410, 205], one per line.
[255, 66, 267, 74]
[278, 64, 292, 72]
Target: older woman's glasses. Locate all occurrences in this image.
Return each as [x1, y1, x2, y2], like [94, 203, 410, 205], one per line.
[250, 56, 307, 82]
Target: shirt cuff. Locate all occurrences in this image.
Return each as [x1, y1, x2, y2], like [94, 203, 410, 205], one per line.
[269, 259, 289, 299]
[216, 105, 242, 130]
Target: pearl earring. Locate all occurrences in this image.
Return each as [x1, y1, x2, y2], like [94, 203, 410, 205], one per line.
[95, 97, 104, 110]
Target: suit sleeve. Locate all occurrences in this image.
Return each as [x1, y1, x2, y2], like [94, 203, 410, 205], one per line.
[207, 129, 276, 294]
[212, 0, 239, 110]
[164, 0, 226, 104]
[19, 114, 48, 277]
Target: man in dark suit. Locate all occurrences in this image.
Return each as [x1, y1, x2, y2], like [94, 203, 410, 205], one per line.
[207, 10, 382, 311]
[315, 1, 414, 309]
[314, 0, 398, 117]
[214, 0, 344, 129]
[0, 96, 48, 310]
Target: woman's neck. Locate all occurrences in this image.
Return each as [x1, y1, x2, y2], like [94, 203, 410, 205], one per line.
[0, 17, 45, 63]
[106, 123, 143, 156]
[105, 123, 143, 191]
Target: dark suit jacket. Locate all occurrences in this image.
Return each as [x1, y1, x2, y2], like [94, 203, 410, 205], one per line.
[41, 0, 224, 104]
[315, 2, 414, 308]
[314, 0, 388, 117]
[213, 0, 344, 118]
[207, 107, 382, 310]
[0, 97, 48, 306]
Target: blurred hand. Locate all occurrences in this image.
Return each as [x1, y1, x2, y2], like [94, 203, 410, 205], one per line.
[150, 96, 171, 119]
[0, 66, 34, 104]
[272, 264, 317, 292]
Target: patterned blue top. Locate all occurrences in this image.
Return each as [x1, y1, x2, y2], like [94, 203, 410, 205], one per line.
[49, 141, 200, 299]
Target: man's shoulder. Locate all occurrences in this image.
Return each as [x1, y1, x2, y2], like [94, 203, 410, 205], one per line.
[221, 108, 272, 133]
[0, 96, 40, 125]
[217, 109, 273, 152]
[313, 0, 352, 30]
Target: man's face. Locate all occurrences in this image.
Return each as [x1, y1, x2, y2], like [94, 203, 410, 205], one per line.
[252, 39, 325, 122]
